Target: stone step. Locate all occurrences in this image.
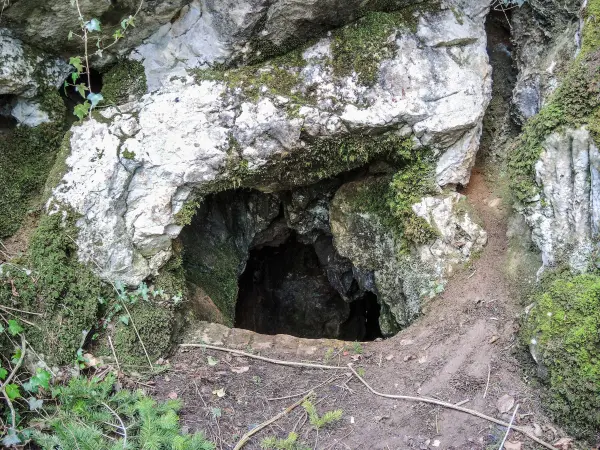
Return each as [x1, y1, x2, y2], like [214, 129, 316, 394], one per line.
[183, 321, 352, 358]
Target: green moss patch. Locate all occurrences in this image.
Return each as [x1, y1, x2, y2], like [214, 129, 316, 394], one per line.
[102, 59, 147, 105]
[508, 1, 600, 202]
[523, 273, 600, 439]
[330, 11, 414, 86]
[0, 213, 107, 364]
[0, 90, 66, 239]
[338, 154, 438, 251]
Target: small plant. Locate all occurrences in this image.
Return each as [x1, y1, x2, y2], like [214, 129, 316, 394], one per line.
[301, 399, 343, 430]
[351, 341, 363, 355]
[323, 347, 334, 363]
[65, 0, 143, 119]
[32, 374, 214, 449]
[261, 432, 310, 450]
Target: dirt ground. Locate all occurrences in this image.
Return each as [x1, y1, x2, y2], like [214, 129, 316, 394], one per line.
[150, 170, 569, 450]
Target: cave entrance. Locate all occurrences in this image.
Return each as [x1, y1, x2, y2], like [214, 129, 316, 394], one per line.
[234, 231, 382, 341]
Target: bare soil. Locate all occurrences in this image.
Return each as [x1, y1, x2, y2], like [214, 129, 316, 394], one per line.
[151, 170, 566, 450]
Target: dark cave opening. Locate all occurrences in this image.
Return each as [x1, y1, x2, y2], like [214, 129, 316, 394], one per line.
[234, 232, 382, 341]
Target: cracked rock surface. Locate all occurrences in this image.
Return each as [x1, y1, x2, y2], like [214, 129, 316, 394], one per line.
[49, 1, 492, 287]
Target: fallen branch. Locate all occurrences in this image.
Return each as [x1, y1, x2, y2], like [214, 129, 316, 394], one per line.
[179, 344, 345, 370]
[233, 392, 313, 450]
[102, 401, 127, 447]
[498, 404, 519, 450]
[346, 364, 556, 450]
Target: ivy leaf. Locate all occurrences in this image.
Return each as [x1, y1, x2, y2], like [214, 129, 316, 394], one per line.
[68, 30, 74, 40]
[28, 397, 44, 411]
[121, 18, 129, 29]
[22, 380, 37, 393]
[0, 367, 7, 380]
[113, 29, 124, 41]
[119, 315, 129, 325]
[75, 83, 88, 98]
[69, 56, 84, 73]
[73, 101, 91, 120]
[87, 92, 104, 108]
[8, 320, 23, 336]
[137, 282, 149, 301]
[32, 369, 51, 390]
[85, 18, 101, 32]
[11, 348, 22, 364]
[5, 384, 21, 400]
[2, 430, 21, 446]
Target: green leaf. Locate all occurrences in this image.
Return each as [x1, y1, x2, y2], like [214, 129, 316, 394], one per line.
[119, 315, 129, 325]
[5, 384, 21, 400]
[113, 29, 124, 40]
[73, 101, 91, 120]
[207, 356, 219, 366]
[0, 324, 4, 333]
[85, 18, 101, 32]
[69, 56, 84, 73]
[11, 348, 22, 364]
[71, 72, 80, 83]
[0, 367, 7, 380]
[32, 369, 51, 390]
[2, 430, 21, 446]
[7, 320, 23, 336]
[22, 380, 37, 393]
[28, 397, 43, 411]
[87, 92, 103, 107]
[68, 30, 74, 40]
[121, 18, 129, 29]
[75, 83, 88, 98]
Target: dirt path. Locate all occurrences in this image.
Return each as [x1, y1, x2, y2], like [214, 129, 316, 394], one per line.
[151, 170, 562, 449]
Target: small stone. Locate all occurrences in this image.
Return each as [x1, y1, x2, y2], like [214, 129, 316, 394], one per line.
[497, 394, 515, 413]
[489, 335, 499, 344]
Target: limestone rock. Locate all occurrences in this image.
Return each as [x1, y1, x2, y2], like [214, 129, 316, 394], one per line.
[0, 30, 70, 99]
[510, 0, 581, 123]
[0, 0, 189, 69]
[520, 127, 600, 272]
[330, 181, 486, 334]
[49, 3, 491, 287]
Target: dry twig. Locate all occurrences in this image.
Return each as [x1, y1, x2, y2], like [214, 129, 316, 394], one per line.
[498, 404, 519, 450]
[180, 344, 345, 370]
[101, 401, 127, 446]
[232, 392, 313, 450]
[483, 363, 491, 399]
[346, 364, 556, 450]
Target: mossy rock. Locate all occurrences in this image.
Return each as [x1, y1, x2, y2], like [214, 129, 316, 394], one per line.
[508, 0, 600, 202]
[112, 301, 177, 367]
[523, 273, 600, 440]
[102, 60, 147, 105]
[0, 213, 107, 364]
[0, 90, 66, 239]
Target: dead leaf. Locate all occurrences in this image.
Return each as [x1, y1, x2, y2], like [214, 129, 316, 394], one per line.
[342, 351, 349, 356]
[489, 335, 499, 344]
[385, 354, 394, 361]
[497, 394, 515, 413]
[167, 391, 178, 400]
[231, 366, 249, 374]
[403, 354, 416, 362]
[207, 356, 219, 366]
[503, 441, 522, 450]
[212, 388, 226, 398]
[83, 353, 104, 368]
[553, 438, 574, 450]
[350, 354, 362, 361]
[533, 423, 543, 437]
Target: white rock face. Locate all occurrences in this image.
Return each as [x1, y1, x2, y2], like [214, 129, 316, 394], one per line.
[521, 127, 600, 272]
[50, 3, 492, 286]
[413, 193, 488, 278]
[0, 30, 70, 98]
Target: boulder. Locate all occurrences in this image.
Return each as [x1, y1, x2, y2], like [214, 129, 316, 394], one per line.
[520, 127, 600, 272]
[48, 1, 492, 290]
